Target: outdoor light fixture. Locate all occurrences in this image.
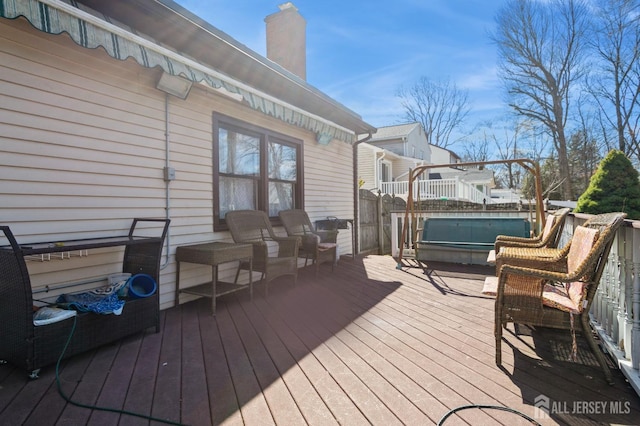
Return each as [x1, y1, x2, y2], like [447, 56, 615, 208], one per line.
[316, 132, 333, 145]
[156, 72, 193, 99]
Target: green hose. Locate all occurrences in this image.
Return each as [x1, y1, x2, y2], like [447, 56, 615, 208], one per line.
[438, 403, 542, 425]
[55, 317, 186, 426]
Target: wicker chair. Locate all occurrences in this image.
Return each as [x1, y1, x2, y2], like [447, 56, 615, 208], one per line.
[278, 209, 338, 276]
[226, 210, 299, 295]
[487, 208, 570, 266]
[494, 211, 618, 273]
[495, 208, 570, 253]
[492, 212, 626, 384]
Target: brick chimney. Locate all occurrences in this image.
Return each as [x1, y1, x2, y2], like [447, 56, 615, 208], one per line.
[265, 2, 306, 80]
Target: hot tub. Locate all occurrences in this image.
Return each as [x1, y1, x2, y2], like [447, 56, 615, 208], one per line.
[416, 217, 530, 265]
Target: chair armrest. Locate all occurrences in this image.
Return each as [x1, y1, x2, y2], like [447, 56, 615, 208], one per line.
[244, 240, 268, 261]
[495, 247, 567, 274]
[500, 264, 569, 282]
[495, 234, 538, 243]
[271, 236, 299, 258]
[495, 238, 546, 253]
[315, 230, 338, 243]
[496, 246, 564, 262]
[299, 234, 320, 252]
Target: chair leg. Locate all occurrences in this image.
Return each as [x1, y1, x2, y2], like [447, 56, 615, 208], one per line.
[234, 266, 241, 284]
[260, 273, 267, 297]
[495, 307, 503, 366]
[580, 314, 614, 385]
[331, 249, 336, 272]
[495, 327, 503, 366]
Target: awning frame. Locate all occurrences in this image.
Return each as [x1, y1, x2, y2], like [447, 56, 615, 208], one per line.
[0, 0, 356, 143]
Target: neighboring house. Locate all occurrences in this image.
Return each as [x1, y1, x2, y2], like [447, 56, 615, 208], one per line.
[358, 123, 430, 193]
[366, 122, 431, 161]
[0, 0, 375, 309]
[358, 123, 493, 202]
[429, 144, 462, 170]
[357, 142, 428, 192]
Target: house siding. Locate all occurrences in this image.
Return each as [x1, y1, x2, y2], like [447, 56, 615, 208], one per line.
[357, 144, 377, 191]
[405, 127, 429, 161]
[372, 139, 405, 156]
[393, 158, 421, 181]
[0, 18, 354, 310]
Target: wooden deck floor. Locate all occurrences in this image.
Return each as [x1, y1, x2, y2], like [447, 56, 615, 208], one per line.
[1, 255, 639, 426]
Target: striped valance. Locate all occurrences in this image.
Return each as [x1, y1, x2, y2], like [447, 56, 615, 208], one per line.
[0, 0, 354, 143]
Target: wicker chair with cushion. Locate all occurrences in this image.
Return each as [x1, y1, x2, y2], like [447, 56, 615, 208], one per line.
[226, 210, 299, 295]
[487, 208, 570, 265]
[492, 212, 626, 384]
[278, 209, 338, 276]
[493, 211, 621, 274]
[495, 208, 570, 253]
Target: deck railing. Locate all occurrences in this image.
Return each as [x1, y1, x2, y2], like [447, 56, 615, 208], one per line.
[565, 214, 640, 395]
[380, 178, 489, 204]
[390, 211, 640, 396]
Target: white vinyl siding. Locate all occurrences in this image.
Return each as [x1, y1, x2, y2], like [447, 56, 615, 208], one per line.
[357, 144, 378, 191]
[0, 18, 354, 309]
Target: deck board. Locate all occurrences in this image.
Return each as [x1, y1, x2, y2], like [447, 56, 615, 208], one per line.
[251, 294, 362, 425]
[1, 255, 639, 425]
[119, 316, 164, 426]
[180, 300, 212, 426]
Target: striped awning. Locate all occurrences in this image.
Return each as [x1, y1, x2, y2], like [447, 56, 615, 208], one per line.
[0, 0, 355, 143]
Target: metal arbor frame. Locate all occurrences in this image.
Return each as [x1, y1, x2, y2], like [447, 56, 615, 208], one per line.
[396, 158, 544, 266]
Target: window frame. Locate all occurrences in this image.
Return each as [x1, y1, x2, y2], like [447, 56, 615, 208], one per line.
[212, 113, 304, 231]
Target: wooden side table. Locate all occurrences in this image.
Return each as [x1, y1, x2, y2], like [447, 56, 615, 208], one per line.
[175, 242, 253, 315]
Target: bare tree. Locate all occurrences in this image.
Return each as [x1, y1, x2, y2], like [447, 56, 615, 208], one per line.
[461, 134, 490, 163]
[396, 77, 470, 149]
[468, 117, 549, 189]
[492, 0, 589, 199]
[493, 121, 531, 189]
[572, 99, 605, 194]
[588, 0, 640, 162]
[522, 156, 565, 201]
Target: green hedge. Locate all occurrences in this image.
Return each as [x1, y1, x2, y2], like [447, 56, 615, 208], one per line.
[575, 150, 640, 220]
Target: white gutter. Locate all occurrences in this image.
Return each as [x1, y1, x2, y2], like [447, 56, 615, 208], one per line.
[376, 150, 386, 189]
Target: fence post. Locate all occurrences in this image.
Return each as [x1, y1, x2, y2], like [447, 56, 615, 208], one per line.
[633, 227, 640, 370]
[623, 226, 633, 360]
[377, 190, 384, 255]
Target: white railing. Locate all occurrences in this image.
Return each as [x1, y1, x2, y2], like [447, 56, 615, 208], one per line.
[380, 177, 490, 204]
[389, 211, 640, 396]
[564, 214, 640, 396]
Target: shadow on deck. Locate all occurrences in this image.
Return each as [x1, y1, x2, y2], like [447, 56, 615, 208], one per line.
[1, 255, 639, 425]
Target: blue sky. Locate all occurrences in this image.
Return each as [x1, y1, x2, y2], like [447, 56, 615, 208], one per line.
[174, 0, 507, 132]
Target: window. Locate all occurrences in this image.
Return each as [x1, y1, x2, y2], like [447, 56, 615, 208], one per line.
[378, 161, 391, 185]
[213, 114, 303, 230]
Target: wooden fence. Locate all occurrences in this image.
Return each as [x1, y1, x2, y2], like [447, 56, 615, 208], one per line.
[358, 189, 406, 255]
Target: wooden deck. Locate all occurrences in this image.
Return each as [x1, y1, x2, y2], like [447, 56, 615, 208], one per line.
[1, 255, 639, 425]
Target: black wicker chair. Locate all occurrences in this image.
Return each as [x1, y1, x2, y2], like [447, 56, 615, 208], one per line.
[278, 209, 338, 276]
[226, 210, 299, 295]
